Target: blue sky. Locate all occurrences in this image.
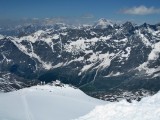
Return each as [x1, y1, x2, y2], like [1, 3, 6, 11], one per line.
[0, 0, 160, 24]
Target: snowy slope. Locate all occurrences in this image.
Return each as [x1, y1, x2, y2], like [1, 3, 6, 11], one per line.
[76, 91, 160, 120]
[94, 18, 113, 28]
[0, 83, 105, 120]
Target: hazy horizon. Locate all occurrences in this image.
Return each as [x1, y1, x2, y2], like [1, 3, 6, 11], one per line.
[0, 0, 160, 25]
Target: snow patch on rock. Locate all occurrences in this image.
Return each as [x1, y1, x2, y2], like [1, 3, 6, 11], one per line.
[0, 34, 4, 40]
[148, 42, 160, 61]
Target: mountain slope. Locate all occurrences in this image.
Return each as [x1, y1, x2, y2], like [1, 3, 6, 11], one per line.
[0, 72, 38, 92]
[0, 83, 104, 120]
[76, 91, 160, 120]
[0, 19, 160, 100]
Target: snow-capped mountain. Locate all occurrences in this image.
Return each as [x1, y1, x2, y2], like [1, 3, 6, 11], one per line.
[0, 19, 160, 101]
[94, 18, 113, 28]
[0, 82, 104, 120]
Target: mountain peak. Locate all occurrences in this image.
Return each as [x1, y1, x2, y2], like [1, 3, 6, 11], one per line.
[94, 18, 113, 29]
[122, 21, 135, 26]
[0, 34, 4, 40]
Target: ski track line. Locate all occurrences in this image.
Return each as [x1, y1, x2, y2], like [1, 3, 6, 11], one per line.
[21, 91, 34, 120]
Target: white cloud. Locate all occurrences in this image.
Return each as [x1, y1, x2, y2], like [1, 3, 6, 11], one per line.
[122, 6, 160, 15]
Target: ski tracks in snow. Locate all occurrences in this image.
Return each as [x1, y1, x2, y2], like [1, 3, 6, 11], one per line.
[21, 91, 34, 120]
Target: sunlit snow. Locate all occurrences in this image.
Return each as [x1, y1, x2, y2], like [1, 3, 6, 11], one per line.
[0, 84, 104, 120]
[76, 91, 160, 120]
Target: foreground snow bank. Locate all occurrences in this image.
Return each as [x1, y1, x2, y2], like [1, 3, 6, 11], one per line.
[0, 84, 104, 120]
[76, 91, 160, 120]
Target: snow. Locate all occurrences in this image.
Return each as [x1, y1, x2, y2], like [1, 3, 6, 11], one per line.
[86, 53, 97, 62]
[65, 38, 87, 54]
[64, 37, 99, 55]
[137, 41, 160, 76]
[19, 30, 46, 43]
[81, 52, 114, 73]
[0, 84, 104, 120]
[113, 38, 128, 43]
[136, 30, 151, 47]
[99, 35, 112, 41]
[81, 64, 94, 72]
[148, 42, 160, 61]
[52, 62, 63, 69]
[1, 53, 12, 63]
[52, 34, 59, 39]
[42, 62, 53, 70]
[120, 47, 131, 60]
[137, 61, 160, 76]
[0, 34, 4, 40]
[146, 67, 160, 75]
[95, 18, 113, 28]
[76, 91, 160, 120]
[48, 32, 110, 56]
[61, 32, 68, 36]
[19, 30, 59, 43]
[0, 73, 26, 92]
[10, 39, 53, 70]
[104, 72, 123, 77]
[97, 52, 112, 70]
[84, 50, 93, 54]
[64, 35, 112, 55]
[88, 37, 99, 43]
[67, 57, 84, 65]
[14, 30, 59, 53]
[90, 31, 97, 36]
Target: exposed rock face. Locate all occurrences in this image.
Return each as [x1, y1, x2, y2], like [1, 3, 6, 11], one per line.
[0, 19, 160, 100]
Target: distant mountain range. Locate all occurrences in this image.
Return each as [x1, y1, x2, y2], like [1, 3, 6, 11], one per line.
[0, 19, 160, 101]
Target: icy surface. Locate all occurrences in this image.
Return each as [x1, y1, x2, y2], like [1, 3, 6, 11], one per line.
[76, 91, 160, 120]
[0, 84, 104, 120]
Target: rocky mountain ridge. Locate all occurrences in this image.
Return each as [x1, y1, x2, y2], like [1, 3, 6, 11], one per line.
[0, 19, 160, 100]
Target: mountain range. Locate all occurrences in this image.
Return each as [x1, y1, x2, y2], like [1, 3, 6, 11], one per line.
[0, 18, 160, 101]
